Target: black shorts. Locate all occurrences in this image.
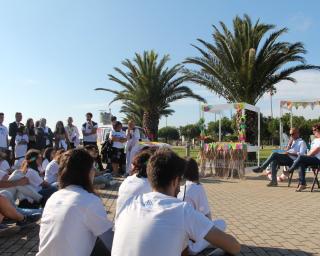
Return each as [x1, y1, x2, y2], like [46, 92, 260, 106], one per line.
[110, 147, 124, 164]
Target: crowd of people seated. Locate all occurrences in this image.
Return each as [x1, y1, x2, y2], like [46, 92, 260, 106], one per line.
[253, 124, 320, 191]
[0, 111, 242, 255]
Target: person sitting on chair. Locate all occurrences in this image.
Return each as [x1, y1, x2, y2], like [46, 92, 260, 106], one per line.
[253, 127, 307, 187]
[288, 124, 320, 192]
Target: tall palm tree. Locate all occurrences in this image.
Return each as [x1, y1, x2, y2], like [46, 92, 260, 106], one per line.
[184, 14, 320, 144]
[96, 50, 206, 139]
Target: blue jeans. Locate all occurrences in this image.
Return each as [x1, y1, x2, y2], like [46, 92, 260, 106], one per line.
[289, 155, 320, 185]
[260, 153, 294, 182]
[39, 186, 58, 206]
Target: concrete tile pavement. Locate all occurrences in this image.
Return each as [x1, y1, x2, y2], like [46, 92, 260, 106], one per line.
[0, 172, 319, 256]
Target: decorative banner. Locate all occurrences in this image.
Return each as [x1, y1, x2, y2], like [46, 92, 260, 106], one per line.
[202, 105, 214, 112]
[281, 100, 320, 110]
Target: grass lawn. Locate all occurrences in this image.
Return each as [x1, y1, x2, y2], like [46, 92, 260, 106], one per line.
[172, 145, 277, 161]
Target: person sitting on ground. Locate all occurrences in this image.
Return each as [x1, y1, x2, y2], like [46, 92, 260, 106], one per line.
[112, 148, 241, 256]
[109, 121, 127, 176]
[0, 195, 41, 227]
[177, 158, 227, 255]
[44, 149, 65, 186]
[115, 149, 153, 217]
[0, 169, 43, 206]
[16, 150, 57, 206]
[84, 145, 112, 187]
[41, 147, 56, 173]
[37, 149, 113, 256]
[14, 125, 29, 169]
[253, 127, 307, 187]
[288, 124, 320, 192]
[0, 152, 11, 174]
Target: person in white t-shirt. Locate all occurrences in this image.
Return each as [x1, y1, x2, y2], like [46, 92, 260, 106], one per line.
[177, 158, 226, 255]
[82, 112, 98, 146]
[44, 149, 65, 185]
[0, 152, 11, 173]
[125, 120, 140, 175]
[37, 149, 113, 256]
[41, 147, 56, 173]
[0, 113, 9, 151]
[288, 124, 320, 191]
[116, 149, 153, 217]
[20, 150, 57, 206]
[109, 121, 127, 176]
[0, 169, 43, 205]
[14, 126, 29, 169]
[65, 117, 80, 148]
[112, 148, 240, 256]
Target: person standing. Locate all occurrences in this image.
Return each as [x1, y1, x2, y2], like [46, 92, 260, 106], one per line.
[53, 121, 68, 150]
[0, 113, 9, 153]
[14, 126, 29, 169]
[35, 118, 53, 150]
[82, 113, 98, 147]
[125, 120, 140, 175]
[65, 117, 80, 149]
[26, 118, 37, 150]
[9, 112, 23, 156]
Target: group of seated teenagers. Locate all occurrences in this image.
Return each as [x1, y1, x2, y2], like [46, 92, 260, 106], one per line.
[0, 144, 113, 232]
[36, 147, 241, 256]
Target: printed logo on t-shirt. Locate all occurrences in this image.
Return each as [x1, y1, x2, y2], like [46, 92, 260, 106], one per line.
[142, 200, 153, 208]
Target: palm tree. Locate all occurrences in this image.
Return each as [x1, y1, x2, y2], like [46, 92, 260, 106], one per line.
[96, 50, 206, 139]
[184, 14, 320, 144]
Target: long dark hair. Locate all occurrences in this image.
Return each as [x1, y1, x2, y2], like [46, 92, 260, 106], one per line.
[58, 149, 94, 193]
[55, 121, 66, 134]
[22, 149, 41, 173]
[132, 148, 156, 178]
[43, 147, 55, 161]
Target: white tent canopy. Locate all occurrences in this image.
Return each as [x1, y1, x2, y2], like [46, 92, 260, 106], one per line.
[201, 103, 260, 165]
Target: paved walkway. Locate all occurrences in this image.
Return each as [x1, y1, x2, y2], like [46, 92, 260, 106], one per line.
[0, 172, 319, 256]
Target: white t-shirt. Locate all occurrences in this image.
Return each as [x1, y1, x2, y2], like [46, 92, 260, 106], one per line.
[15, 134, 29, 158]
[0, 169, 8, 180]
[44, 160, 59, 184]
[65, 125, 80, 146]
[0, 160, 10, 173]
[112, 192, 214, 256]
[24, 168, 43, 192]
[311, 138, 320, 160]
[37, 185, 113, 256]
[177, 181, 211, 216]
[82, 122, 98, 143]
[0, 124, 8, 148]
[109, 130, 126, 149]
[126, 128, 140, 150]
[116, 174, 151, 217]
[42, 159, 49, 171]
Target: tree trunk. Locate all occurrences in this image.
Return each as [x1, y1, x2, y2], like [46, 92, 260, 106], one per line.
[143, 111, 160, 141]
[245, 110, 258, 145]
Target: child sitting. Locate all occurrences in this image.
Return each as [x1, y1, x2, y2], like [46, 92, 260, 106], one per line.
[177, 158, 226, 255]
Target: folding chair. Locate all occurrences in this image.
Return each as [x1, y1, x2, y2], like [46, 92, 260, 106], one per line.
[311, 168, 320, 192]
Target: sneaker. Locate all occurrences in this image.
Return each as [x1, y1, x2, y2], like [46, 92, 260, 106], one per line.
[252, 166, 263, 173]
[16, 213, 42, 228]
[267, 181, 278, 187]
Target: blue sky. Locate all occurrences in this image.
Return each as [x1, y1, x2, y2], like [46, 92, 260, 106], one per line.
[1, 0, 320, 130]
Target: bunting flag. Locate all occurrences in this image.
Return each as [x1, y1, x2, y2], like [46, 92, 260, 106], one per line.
[280, 100, 320, 110]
